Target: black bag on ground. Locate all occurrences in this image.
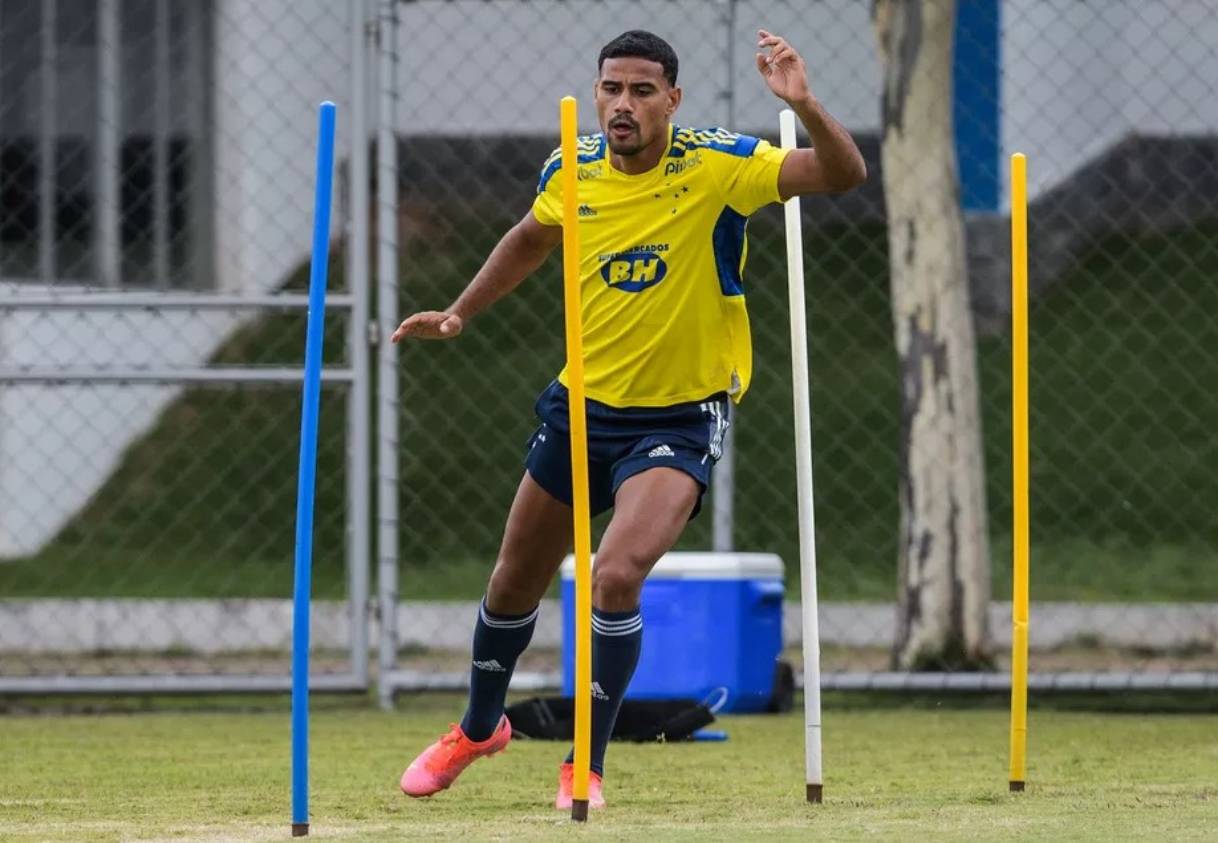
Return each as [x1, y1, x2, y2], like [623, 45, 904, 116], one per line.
[504, 697, 714, 742]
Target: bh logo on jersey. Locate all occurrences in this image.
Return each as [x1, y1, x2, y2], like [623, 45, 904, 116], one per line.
[599, 249, 668, 293]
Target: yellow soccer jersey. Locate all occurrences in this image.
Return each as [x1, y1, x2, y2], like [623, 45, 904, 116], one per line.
[532, 124, 790, 408]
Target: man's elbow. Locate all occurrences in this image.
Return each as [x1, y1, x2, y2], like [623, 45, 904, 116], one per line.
[848, 157, 868, 189]
[827, 157, 867, 193]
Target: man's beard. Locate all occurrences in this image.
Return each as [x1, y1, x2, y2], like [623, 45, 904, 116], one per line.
[608, 116, 644, 156]
[608, 136, 645, 156]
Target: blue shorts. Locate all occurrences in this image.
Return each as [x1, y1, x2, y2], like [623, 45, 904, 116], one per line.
[524, 380, 730, 518]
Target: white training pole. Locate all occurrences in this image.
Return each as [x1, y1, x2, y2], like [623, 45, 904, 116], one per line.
[780, 108, 823, 804]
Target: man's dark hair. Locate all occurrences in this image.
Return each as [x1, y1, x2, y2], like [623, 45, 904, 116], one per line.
[598, 30, 678, 86]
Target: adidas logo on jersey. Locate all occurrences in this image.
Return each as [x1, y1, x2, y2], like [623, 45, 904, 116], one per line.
[648, 444, 675, 459]
[578, 204, 597, 217]
[472, 659, 506, 672]
[591, 682, 610, 701]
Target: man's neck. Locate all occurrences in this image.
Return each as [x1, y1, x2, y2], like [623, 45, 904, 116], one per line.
[609, 125, 670, 175]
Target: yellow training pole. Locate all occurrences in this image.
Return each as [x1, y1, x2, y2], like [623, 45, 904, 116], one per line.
[1008, 152, 1030, 793]
[559, 95, 594, 822]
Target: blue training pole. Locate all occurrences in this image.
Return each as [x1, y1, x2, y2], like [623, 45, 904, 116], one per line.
[292, 100, 336, 838]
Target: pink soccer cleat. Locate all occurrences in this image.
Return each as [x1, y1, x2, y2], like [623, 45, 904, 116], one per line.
[554, 762, 605, 810]
[399, 716, 511, 797]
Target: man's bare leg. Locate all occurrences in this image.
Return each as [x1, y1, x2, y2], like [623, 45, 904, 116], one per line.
[593, 467, 698, 609]
[559, 467, 699, 797]
[485, 472, 574, 614]
[401, 472, 573, 797]
[460, 471, 573, 739]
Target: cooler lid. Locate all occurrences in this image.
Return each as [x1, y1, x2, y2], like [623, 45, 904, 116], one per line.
[560, 551, 783, 580]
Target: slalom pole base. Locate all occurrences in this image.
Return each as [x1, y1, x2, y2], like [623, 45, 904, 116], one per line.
[570, 799, 589, 822]
[291, 822, 310, 836]
[806, 784, 823, 804]
[1009, 781, 1026, 793]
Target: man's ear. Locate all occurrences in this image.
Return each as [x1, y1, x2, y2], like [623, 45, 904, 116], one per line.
[667, 85, 682, 117]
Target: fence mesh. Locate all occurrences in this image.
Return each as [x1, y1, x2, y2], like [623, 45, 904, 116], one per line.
[0, 0, 364, 684]
[2, 0, 1216, 692]
[387, 0, 1218, 682]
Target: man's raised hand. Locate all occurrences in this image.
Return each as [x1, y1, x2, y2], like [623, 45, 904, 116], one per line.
[755, 30, 813, 106]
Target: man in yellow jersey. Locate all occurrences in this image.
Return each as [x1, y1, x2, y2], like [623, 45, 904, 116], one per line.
[394, 29, 865, 809]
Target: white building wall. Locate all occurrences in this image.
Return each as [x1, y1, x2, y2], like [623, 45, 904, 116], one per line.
[1003, 0, 1218, 202]
[212, 0, 353, 296]
[392, 0, 880, 136]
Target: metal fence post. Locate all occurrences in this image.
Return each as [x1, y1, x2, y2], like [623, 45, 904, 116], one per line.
[96, 0, 121, 288]
[152, 0, 170, 288]
[38, 0, 57, 283]
[347, 0, 373, 690]
[375, 0, 401, 710]
[712, 0, 738, 553]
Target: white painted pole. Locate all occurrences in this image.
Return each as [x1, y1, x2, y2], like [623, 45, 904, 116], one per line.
[780, 108, 823, 803]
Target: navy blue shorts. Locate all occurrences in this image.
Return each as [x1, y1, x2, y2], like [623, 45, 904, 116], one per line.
[524, 380, 730, 518]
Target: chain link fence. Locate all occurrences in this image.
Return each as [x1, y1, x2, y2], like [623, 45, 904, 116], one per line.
[2, 0, 1216, 698]
[993, 0, 1218, 684]
[0, 0, 371, 691]
[380, 0, 1218, 694]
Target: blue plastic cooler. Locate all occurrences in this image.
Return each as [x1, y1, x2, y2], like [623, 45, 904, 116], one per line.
[561, 552, 785, 714]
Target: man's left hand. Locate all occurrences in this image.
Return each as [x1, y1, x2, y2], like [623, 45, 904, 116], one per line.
[755, 30, 813, 106]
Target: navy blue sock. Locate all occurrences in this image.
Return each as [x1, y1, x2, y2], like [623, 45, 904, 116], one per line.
[460, 598, 538, 742]
[566, 606, 643, 777]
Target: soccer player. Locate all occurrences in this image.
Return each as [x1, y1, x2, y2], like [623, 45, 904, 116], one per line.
[393, 29, 865, 809]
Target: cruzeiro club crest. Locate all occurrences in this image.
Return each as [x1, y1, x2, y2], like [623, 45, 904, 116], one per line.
[599, 246, 669, 293]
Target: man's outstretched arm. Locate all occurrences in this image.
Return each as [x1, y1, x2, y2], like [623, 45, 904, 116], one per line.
[756, 29, 867, 198]
[391, 211, 563, 342]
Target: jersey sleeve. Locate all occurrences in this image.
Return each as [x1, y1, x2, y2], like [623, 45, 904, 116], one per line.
[531, 147, 564, 227]
[711, 136, 791, 216]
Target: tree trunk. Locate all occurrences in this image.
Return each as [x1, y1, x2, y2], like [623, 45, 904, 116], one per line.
[873, 0, 991, 669]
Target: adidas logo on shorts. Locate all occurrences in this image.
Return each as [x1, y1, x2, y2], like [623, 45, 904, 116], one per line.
[472, 659, 507, 672]
[648, 444, 675, 459]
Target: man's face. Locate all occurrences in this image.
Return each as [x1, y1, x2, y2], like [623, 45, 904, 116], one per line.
[595, 57, 681, 156]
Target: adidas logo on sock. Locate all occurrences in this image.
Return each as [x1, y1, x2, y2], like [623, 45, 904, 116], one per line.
[591, 681, 610, 701]
[473, 659, 507, 672]
[648, 444, 675, 458]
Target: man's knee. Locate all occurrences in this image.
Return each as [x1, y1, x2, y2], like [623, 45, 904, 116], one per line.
[592, 553, 651, 610]
[486, 558, 546, 614]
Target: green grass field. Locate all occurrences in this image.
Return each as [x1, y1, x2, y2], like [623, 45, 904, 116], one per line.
[1, 221, 1214, 602]
[2, 695, 1217, 841]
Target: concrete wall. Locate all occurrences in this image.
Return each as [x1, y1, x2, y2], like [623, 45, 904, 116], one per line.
[2, 598, 1214, 654]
